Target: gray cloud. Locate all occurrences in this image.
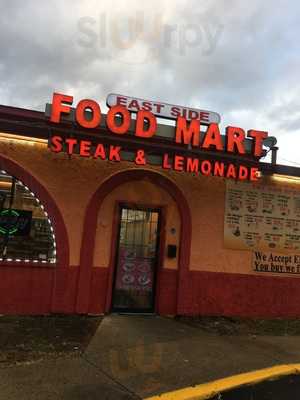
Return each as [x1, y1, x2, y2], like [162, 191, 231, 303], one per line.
[0, 0, 299, 164]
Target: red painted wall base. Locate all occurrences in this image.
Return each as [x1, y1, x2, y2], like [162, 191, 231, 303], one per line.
[1, 266, 300, 318]
[178, 271, 300, 318]
[0, 265, 54, 315]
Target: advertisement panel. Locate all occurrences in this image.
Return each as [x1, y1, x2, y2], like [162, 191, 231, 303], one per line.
[224, 180, 300, 252]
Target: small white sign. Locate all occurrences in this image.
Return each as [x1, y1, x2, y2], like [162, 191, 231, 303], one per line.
[253, 251, 300, 275]
[106, 93, 221, 125]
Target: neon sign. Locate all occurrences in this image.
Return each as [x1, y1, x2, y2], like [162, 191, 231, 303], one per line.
[47, 92, 271, 181]
[0, 209, 32, 236]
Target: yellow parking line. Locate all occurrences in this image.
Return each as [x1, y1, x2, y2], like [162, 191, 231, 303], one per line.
[145, 364, 300, 400]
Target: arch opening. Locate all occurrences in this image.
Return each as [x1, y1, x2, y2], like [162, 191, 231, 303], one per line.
[77, 168, 192, 315]
[0, 154, 70, 269]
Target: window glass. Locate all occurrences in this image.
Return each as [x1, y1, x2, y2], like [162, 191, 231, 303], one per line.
[0, 170, 56, 263]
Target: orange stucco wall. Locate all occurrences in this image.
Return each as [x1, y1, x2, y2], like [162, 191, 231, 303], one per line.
[0, 136, 294, 278]
[0, 139, 183, 268]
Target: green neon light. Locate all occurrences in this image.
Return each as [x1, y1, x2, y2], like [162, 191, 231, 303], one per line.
[0, 209, 20, 235]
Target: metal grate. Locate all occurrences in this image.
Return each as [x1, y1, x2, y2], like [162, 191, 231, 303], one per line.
[112, 206, 160, 313]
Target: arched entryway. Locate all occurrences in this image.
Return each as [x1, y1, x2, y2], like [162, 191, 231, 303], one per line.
[76, 169, 192, 315]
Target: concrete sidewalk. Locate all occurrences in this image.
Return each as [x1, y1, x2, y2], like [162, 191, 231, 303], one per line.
[2, 314, 300, 399]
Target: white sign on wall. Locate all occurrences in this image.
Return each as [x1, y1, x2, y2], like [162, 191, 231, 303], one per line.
[106, 93, 221, 125]
[253, 251, 300, 275]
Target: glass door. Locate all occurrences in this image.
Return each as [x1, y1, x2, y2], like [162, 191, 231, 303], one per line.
[112, 205, 161, 313]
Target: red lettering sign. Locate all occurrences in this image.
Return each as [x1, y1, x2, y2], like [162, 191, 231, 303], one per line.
[135, 110, 157, 138]
[47, 93, 271, 181]
[175, 117, 200, 146]
[76, 99, 101, 129]
[50, 92, 73, 123]
[106, 106, 131, 135]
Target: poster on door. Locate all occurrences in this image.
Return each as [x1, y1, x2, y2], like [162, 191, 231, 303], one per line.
[115, 247, 153, 291]
[224, 180, 300, 252]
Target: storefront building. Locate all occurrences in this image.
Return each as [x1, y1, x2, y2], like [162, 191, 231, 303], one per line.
[0, 93, 299, 317]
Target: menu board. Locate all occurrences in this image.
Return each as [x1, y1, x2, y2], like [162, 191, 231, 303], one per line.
[224, 180, 300, 252]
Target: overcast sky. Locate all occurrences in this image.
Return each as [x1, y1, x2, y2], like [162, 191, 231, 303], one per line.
[0, 0, 299, 166]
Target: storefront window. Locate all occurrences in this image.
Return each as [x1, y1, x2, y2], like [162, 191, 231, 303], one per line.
[0, 170, 56, 263]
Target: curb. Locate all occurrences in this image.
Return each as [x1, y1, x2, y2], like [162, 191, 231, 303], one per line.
[144, 364, 300, 400]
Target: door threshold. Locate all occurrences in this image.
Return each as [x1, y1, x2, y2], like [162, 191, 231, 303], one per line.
[113, 312, 156, 316]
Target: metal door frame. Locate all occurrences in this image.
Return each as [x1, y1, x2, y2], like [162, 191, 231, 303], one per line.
[111, 202, 162, 313]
